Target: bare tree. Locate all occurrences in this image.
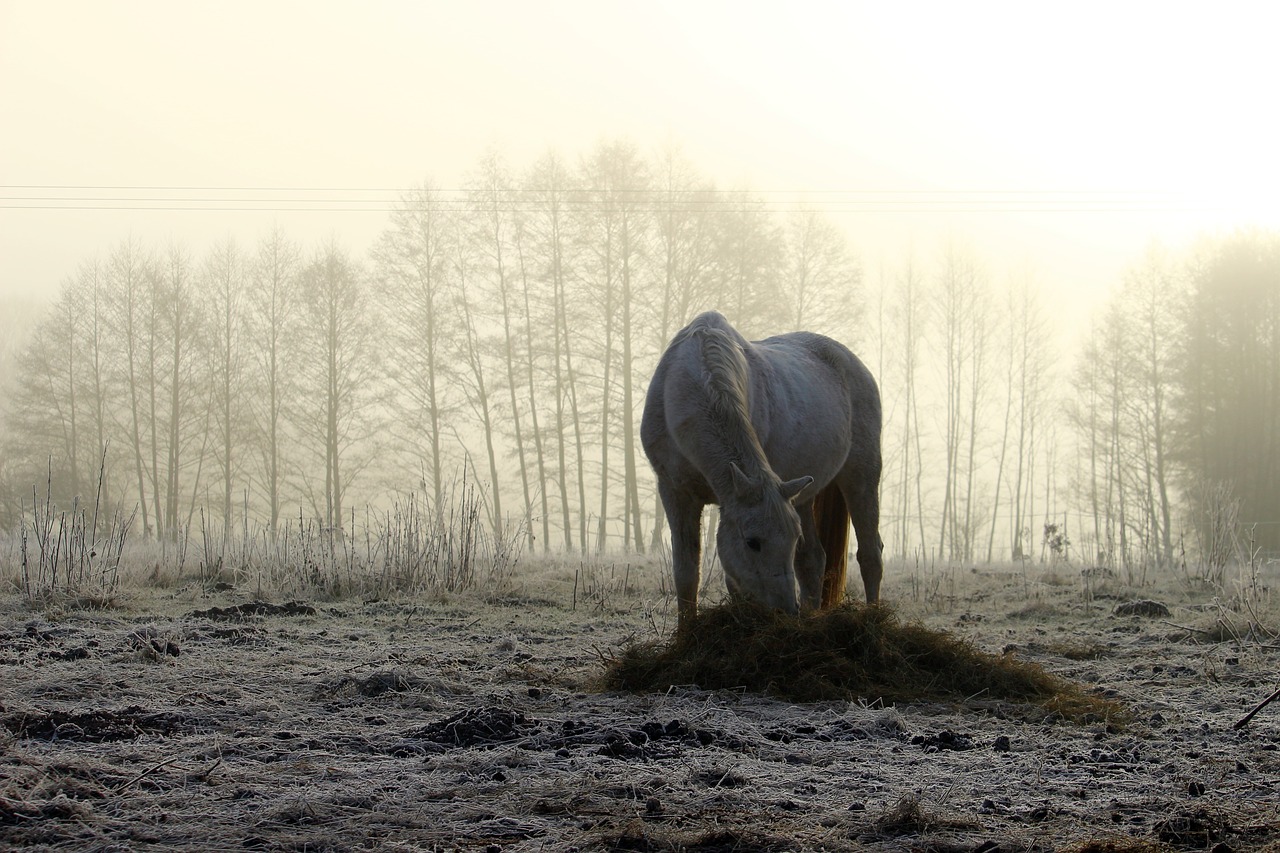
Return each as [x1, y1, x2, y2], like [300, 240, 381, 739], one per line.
[1121, 246, 1178, 568]
[1070, 300, 1131, 569]
[525, 151, 587, 552]
[1012, 287, 1051, 565]
[244, 227, 301, 534]
[104, 239, 158, 534]
[651, 145, 718, 340]
[373, 184, 458, 516]
[465, 150, 532, 547]
[1068, 319, 1107, 565]
[0, 296, 52, 525]
[294, 241, 382, 531]
[4, 283, 84, 503]
[933, 243, 991, 562]
[709, 192, 783, 338]
[890, 254, 930, 557]
[986, 272, 1051, 562]
[156, 245, 205, 537]
[577, 140, 651, 553]
[453, 216, 505, 541]
[201, 238, 247, 535]
[512, 210, 552, 552]
[780, 206, 859, 336]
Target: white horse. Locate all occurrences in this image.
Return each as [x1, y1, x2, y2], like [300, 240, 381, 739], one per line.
[641, 311, 883, 630]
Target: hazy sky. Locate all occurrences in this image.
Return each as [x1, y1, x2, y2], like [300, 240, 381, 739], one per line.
[3, 1, 1278, 328]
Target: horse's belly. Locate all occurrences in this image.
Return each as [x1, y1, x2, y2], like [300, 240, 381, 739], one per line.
[760, 410, 852, 487]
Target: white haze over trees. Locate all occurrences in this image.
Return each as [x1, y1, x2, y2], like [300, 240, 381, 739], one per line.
[2, 143, 1278, 570]
[2, 2, 1278, 571]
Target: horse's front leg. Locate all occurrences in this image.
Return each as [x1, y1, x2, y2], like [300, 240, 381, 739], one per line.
[660, 483, 704, 631]
[794, 499, 826, 611]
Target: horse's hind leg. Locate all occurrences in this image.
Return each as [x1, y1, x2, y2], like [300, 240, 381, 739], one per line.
[844, 481, 883, 604]
[814, 484, 850, 608]
[659, 482, 704, 630]
[794, 498, 826, 611]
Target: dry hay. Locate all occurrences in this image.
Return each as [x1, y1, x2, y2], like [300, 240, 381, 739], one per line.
[601, 602, 1124, 723]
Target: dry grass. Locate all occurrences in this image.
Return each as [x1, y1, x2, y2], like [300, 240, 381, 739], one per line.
[2, 474, 527, 604]
[4, 570, 1279, 852]
[1046, 640, 1114, 660]
[1059, 842, 1170, 853]
[600, 600, 1126, 723]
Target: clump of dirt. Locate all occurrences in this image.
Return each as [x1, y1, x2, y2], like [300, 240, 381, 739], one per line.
[601, 602, 1125, 722]
[409, 706, 538, 748]
[127, 625, 180, 658]
[1061, 842, 1168, 853]
[2, 705, 192, 742]
[1113, 599, 1171, 618]
[1153, 808, 1231, 847]
[0, 793, 96, 828]
[188, 600, 316, 620]
[603, 828, 793, 852]
[873, 793, 977, 836]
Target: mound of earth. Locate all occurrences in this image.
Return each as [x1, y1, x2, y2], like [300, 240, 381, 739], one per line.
[601, 602, 1123, 722]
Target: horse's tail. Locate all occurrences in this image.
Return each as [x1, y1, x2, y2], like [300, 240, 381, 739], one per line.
[815, 483, 850, 608]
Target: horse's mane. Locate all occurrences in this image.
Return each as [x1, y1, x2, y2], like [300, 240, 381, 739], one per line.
[670, 315, 753, 428]
[696, 325, 753, 426]
[681, 317, 790, 525]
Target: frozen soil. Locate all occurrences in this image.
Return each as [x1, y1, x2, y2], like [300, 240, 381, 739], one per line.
[2, 563, 1279, 852]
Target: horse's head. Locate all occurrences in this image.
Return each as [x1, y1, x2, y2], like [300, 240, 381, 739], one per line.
[716, 462, 814, 614]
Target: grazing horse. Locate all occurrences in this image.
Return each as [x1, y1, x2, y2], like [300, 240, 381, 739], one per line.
[641, 311, 883, 630]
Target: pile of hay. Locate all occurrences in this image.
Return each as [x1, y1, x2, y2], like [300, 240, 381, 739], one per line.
[601, 602, 1122, 723]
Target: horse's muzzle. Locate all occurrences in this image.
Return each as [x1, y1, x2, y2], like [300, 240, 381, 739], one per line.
[761, 582, 799, 616]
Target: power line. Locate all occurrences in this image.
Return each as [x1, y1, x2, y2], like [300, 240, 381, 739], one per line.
[0, 184, 1201, 214]
[0, 184, 1180, 194]
[1, 206, 1197, 214]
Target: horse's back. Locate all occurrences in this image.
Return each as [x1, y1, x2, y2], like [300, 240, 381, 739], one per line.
[643, 312, 881, 491]
[746, 330, 881, 479]
[759, 330, 880, 415]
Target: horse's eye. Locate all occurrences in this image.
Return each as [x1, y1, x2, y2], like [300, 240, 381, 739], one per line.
[745, 537, 762, 553]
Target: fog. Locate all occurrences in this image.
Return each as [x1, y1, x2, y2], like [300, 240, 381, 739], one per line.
[2, 2, 1279, 565]
[6, 3, 1277, 307]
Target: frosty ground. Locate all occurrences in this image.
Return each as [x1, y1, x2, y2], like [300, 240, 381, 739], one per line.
[2, 557, 1279, 852]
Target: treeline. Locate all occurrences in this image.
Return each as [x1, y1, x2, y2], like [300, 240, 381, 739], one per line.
[1069, 233, 1280, 566]
[0, 143, 862, 554]
[2, 141, 1277, 567]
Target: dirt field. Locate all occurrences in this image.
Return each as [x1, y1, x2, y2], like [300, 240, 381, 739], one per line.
[2, 557, 1279, 852]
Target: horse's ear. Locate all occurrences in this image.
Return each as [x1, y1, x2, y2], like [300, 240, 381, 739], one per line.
[730, 463, 761, 501]
[779, 475, 815, 504]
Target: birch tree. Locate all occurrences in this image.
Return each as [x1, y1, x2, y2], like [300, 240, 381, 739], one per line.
[295, 241, 382, 531]
[373, 184, 458, 516]
[156, 245, 205, 537]
[201, 239, 248, 535]
[465, 151, 533, 547]
[104, 239, 158, 535]
[453, 232, 505, 541]
[525, 151, 587, 552]
[577, 140, 650, 552]
[934, 243, 990, 562]
[244, 227, 301, 534]
[781, 206, 859, 336]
